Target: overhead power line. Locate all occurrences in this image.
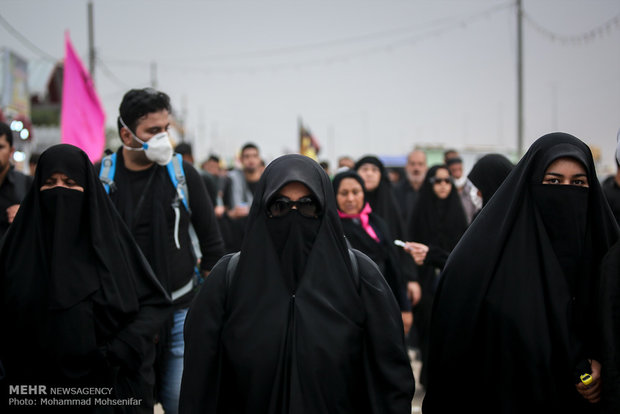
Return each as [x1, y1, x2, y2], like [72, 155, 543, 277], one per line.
[101, 2, 514, 75]
[524, 11, 620, 45]
[0, 11, 58, 62]
[96, 56, 131, 89]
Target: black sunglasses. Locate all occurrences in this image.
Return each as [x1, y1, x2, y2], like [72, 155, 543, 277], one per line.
[430, 177, 452, 185]
[267, 196, 320, 218]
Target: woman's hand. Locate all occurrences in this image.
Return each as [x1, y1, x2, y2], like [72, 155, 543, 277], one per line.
[407, 281, 422, 306]
[401, 311, 413, 336]
[575, 359, 602, 404]
[404, 242, 429, 266]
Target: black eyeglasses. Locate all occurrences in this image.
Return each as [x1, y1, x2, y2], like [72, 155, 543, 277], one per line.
[430, 177, 452, 185]
[267, 196, 320, 218]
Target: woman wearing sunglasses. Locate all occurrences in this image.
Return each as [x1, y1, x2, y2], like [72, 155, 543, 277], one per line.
[333, 170, 414, 335]
[404, 164, 468, 388]
[180, 154, 414, 414]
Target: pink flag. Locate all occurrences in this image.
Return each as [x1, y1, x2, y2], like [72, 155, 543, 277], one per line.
[61, 32, 106, 162]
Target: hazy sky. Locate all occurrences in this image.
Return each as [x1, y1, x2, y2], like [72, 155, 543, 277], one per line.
[2, 0, 619, 171]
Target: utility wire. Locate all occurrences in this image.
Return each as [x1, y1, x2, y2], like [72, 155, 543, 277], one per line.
[96, 56, 131, 89]
[178, 2, 514, 62]
[101, 2, 513, 74]
[523, 11, 620, 44]
[0, 11, 58, 62]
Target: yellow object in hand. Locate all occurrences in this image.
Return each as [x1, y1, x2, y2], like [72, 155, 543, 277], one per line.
[580, 373, 593, 386]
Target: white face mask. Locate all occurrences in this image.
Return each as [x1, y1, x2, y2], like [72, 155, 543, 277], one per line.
[469, 184, 483, 210]
[453, 175, 468, 189]
[120, 116, 173, 166]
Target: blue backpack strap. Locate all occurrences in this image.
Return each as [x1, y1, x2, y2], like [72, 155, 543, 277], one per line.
[166, 154, 190, 213]
[166, 154, 201, 264]
[99, 153, 117, 194]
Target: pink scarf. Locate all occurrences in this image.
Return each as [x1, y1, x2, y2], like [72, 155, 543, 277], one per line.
[338, 202, 380, 242]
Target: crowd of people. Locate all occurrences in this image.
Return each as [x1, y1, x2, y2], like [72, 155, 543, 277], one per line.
[0, 87, 620, 413]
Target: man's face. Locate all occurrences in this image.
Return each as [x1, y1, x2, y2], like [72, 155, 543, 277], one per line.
[448, 162, 463, 179]
[0, 135, 14, 173]
[241, 148, 260, 172]
[406, 151, 427, 185]
[205, 160, 220, 176]
[338, 157, 355, 169]
[120, 110, 170, 149]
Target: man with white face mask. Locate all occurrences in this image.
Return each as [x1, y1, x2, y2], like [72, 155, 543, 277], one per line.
[98, 88, 225, 414]
[444, 150, 479, 224]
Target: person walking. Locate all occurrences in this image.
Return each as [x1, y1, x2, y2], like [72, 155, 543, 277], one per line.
[99, 88, 224, 413]
[423, 133, 619, 413]
[180, 154, 414, 414]
[333, 170, 418, 335]
[0, 144, 171, 412]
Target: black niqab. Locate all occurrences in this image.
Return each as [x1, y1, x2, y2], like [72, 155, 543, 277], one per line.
[181, 154, 414, 414]
[0, 144, 170, 389]
[423, 133, 619, 413]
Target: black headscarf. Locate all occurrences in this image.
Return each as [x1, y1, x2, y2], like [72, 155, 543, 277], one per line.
[181, 154, 414, 413]
[355, 155, 405, 239]
[0, 144, 170, 386]
[408, 165, 468, 256]
[423, 133, 619, 413]
[333, 170, 410, 311]
[468, 153, 514, 206]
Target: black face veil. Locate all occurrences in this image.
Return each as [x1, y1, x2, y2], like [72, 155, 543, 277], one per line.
[423, 132, 619, 413]
[0, 144, 169, 384]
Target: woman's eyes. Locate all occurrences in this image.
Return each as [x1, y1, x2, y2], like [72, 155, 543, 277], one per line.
[543, 177, 588, 186]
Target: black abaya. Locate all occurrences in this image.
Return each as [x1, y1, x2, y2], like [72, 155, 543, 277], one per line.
[332, 170, 411, 311]
[467, 153, 514, 206]
[180, 154, 414, 414]
[0, 144, 171, 411]
[422, 133, 619, 414]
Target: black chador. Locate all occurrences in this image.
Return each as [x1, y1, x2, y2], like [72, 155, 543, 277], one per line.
[0, 144, 171, 411]
[180, 154, 414, 414]
[423, 133, 619, 414]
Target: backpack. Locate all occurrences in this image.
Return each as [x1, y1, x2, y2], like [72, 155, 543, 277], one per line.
[99, 152, 201, 258]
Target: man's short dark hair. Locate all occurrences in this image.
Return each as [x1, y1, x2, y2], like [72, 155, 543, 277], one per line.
[0, 122, 13, 146]
[241, 142, 259, 156]
[29, 152, 40, 166]
[117, 88, 172, 135]
[208, 154, 220, 163]
[444, 149, 458, 160]
[175, 142, 192, 156]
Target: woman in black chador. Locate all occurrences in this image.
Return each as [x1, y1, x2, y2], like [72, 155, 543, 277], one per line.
[333, 170, 415, 334]
[423, 133, 619, 414]
[180, 154, 414, 414]
[404, 164, 468, 387]
[467, 153, 514, 208]
[0, 144, 171, 412]
[354, 155, 405, 241]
